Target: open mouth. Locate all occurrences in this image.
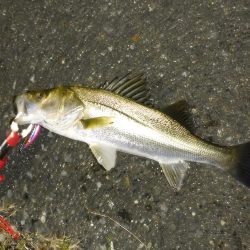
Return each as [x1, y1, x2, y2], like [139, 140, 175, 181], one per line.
[13, 95, 30, 125]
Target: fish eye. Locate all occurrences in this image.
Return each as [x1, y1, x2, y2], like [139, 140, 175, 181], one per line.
[35, 92, 46, 101]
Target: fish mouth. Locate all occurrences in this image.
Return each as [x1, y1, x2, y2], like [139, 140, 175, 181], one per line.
[14, 94, 44, 125]
[14, 94, 32, 125]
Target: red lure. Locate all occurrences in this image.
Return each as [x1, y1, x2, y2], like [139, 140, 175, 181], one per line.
[0, 123, 41, 182]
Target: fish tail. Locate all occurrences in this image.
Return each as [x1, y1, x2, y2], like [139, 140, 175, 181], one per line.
[228, 142, 250, 188]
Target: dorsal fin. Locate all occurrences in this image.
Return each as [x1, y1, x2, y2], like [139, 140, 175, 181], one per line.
[162, 100, 195, 132]
[99, 73, 152, 106]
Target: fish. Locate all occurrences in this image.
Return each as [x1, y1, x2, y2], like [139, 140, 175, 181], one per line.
[13, 73, 250, 190]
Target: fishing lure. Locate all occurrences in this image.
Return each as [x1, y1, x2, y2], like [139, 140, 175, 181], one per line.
[0, 122, 41, 182]
[23, 124, 41, 149]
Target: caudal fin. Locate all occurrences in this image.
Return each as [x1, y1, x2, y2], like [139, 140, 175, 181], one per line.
[229, 142, 250, 187]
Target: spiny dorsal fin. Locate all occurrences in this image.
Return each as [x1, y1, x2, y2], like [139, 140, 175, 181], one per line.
[99, 73, 152, 106]
[160, 161, 189, 191]
[162, 100, 195, 132]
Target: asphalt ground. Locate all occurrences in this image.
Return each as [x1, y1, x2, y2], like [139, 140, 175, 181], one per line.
[0, 0, 249, 249]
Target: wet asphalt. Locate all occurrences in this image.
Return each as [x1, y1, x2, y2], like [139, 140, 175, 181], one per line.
[0, 0, 250, 249]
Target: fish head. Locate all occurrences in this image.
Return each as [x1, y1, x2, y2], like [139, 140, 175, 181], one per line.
[14, 87, 84, 126]
[14, 90, 49, 125]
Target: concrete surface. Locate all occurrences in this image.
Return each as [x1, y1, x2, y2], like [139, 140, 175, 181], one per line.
[0, 0, 250, 249]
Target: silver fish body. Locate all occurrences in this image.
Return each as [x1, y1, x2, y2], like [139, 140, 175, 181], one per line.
[14, 74, 250, 189]
[70, 87, 231, 165]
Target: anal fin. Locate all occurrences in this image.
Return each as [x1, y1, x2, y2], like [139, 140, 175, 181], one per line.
[89, 144, 117, 171]
[160, 161, 189, 191]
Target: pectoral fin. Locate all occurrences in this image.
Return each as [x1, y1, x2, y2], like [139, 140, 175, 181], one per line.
[81, 117, 115, 129]
[160, 161, 189, 190]
[90, 144, 117, 171]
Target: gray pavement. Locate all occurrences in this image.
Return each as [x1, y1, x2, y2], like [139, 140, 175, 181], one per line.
[0, 0, 249, 249]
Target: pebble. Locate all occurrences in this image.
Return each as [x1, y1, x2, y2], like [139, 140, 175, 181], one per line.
[61, 170, 68, 177]
[108, 200, 114, 209]
[40, 211, 46, 223]
[182, 71, 188, 77]
[129, 44, 135, 50]
[96, 182, 102, 189]
[160, 54, 167, 60]
[209, 240, 215, 246]
[220, 219, 226, 226]
[26, 171, 33, 179]
[30, 75, 35, 83]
